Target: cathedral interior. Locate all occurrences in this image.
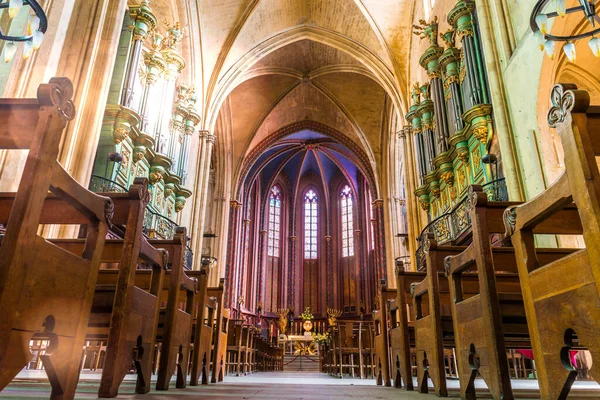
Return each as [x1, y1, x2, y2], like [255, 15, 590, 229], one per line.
[1, 0, 600, 399]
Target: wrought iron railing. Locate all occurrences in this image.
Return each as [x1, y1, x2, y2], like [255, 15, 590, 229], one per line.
[143, 206, 178, 240]
[415, 178, 507, 270]
[89, 175, 128, 193]
[89, 175, 195, 269]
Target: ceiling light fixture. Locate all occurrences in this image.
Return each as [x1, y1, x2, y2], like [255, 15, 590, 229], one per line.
[1, 0, 47, 63]
[531, 0, 600, 61]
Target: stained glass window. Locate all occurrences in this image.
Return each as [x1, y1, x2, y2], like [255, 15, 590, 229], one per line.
[341, 185, 354, 257]
[267, 186, 281, 257]
[369, 189, 375, 250]
[304, 189, 318, 259]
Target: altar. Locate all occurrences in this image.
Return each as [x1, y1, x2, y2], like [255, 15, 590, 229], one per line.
[279, 333, 318, 355]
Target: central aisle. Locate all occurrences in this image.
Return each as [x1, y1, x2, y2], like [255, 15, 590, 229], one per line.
[224, 371, 376, 386]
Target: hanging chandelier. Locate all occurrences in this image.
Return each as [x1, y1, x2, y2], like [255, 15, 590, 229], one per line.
[531, 0, 600, 61]
[0, 0, 47, 63]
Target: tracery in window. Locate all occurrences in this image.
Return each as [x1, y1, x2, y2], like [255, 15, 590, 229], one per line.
[304, 189, 318, 259]
[267, 186, 281, 257]
[341, 185, 354, 257]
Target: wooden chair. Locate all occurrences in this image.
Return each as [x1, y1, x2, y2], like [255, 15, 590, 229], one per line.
[445, 185, 577, 400]
[389, 260, 425, 391]
[151, 227, 198, 390]
[373, 285, 394, 387]
[411, 235, 465, 396]
[338, 321, 360, 378]
[0, 78, 113, 399]
[504, 83, 600, 399]
[357, 321, 375, 379]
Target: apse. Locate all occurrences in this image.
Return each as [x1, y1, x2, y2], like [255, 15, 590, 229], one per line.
[229, 128, 379, 319]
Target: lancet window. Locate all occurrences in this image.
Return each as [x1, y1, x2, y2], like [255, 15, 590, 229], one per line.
[267, 186, 281, 257]
[304, 190, 318, 259]
[341, 186, 354, 257]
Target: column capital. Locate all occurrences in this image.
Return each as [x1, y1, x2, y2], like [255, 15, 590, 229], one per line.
[230, 200, 242, 209]
[243, 218, 251, 226]
[206, 133, 216, 144]
[372, 199, 384, 209]
[259, 229, 267, 235]
[289, 236, 297, 241]
[398, 125, 412, 139]
[198, 129, 210, 139]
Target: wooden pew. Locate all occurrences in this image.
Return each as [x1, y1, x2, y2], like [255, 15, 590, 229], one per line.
[150, 228, 198, 391]
[373, 284, 395, 386]
[208, 279, 228, 383]
[189, 260, 215, 386]
[51, 178, 168, 397]
[445, 185, 578, 400]
[0, 78, 113, 400]
[389, 260, 425, 391]
[445, 185, 577, 399]
[411, 236, 465, 396]
[504, 83, 600, 399]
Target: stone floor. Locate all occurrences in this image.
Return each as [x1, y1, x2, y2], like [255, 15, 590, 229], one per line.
[2, 371, 600, 399]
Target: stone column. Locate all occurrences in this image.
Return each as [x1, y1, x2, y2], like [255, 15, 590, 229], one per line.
[324, 235, 332, 307]
[224, 200, 242, 308]
[239, 218, 251, 304]
[195, 133, 216, 266]
[257, 229, 268, 307]
[288, 235, 297, 310]
[372, 199, 386, 284]
[189, 129, 208, 267]
[398, 128, 420, 271]
[57, 0, 128, 185]
[472, 0, 524, 200]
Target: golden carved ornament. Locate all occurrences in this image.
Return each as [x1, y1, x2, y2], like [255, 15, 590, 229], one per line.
[446, 75, 460, 86]
[473, 148, 482, 170]
[419, 198, 430, 211]
[133, 149, 145, 163]
[276, 308, 289, 334]
[327, 308, 342, 327]
[473, 126, 489, 145]
[450, 186, 457, 201]
[431, 187, 441, 198]
[457, 28, 474, 40]
[458, 168, 466, 188]
[113, 127, 129, 144]
[441, 171, 454, 186]
[458, 150, 469, 164]
[428, 69, 441, 79]
[149, 170, 163, 185]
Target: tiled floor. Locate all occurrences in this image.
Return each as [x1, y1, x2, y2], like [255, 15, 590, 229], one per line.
[2, 371, 600, 399]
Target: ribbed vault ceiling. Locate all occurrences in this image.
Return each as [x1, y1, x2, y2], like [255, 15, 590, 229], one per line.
[198, 0, 415, 196]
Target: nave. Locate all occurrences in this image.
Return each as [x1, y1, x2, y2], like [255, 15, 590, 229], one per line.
[3, 0, 600, 399]
[3, 371, 600, 399]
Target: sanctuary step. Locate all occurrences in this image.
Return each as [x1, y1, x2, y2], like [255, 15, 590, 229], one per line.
[283, 355, 321, 372]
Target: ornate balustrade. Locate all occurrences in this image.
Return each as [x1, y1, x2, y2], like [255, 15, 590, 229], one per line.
[415, 178, 507, 270]
[90, 175, 194, 269]
[89, 175, 128, 193]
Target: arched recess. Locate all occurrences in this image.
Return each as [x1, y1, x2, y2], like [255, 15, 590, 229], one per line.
[236, 121, 380, 200]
